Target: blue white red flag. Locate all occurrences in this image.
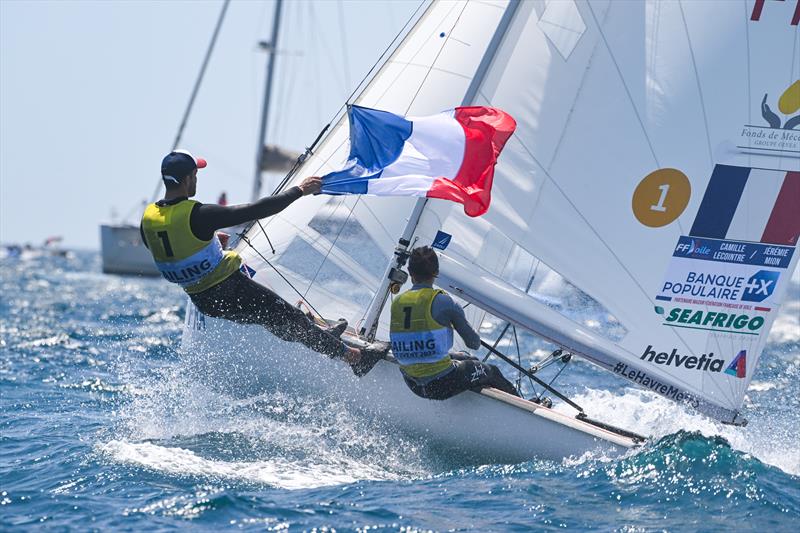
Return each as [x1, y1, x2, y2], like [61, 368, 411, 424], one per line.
[321, 105, 516, 217]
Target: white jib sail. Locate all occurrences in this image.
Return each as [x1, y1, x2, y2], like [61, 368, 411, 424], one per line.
[409, 0, 800, 424]
[235, 1, 511, 336]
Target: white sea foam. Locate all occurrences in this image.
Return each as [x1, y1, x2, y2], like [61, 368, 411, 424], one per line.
[556, 387, 800, 476]
[97, 440, 399, 490]
[768, 299, 800, 344]
[107, 362, 425, 490]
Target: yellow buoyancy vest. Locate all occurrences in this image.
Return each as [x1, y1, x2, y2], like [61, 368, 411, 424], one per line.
[389, 287, 454, 378]
[140, 199, 241, 294]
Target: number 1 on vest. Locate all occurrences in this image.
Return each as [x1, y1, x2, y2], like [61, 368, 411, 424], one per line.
[402, 306, 412, 329]
[157, 231, 174, 257]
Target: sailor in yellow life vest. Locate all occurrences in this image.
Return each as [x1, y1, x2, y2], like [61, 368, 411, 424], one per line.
[140, 149, 387, 376]
[389, 246, 519, 399]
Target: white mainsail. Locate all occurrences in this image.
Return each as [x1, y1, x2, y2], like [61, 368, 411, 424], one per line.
[232, 0, 799, 425]
[409, 0, 800, 423]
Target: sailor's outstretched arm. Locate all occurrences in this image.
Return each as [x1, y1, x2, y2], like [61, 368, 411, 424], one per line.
[432, 293, 481, 349]
[190, 176, 321, 240]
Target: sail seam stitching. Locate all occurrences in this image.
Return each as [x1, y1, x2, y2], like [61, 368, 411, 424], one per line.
[404, 2, 471, 114]
[677, 1, 714, 166]
[584, 1, 660, 166]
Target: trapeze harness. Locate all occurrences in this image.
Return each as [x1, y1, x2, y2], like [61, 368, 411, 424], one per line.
[140, 199, 242, 294]
[389, 288, 455, 381]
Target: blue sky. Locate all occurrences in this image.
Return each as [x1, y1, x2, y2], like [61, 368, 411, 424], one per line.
[0, 0, 418, 249]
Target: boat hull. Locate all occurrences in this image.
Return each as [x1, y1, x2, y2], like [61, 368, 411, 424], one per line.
[181, 306, 638, 463]
[100, 224, 160, 276]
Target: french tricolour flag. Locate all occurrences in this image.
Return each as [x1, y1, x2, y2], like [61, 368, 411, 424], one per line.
[321, 105, 516, 217]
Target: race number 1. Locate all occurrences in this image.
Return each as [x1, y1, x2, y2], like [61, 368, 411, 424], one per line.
[632, 168, 691, 227]
[650, 184, 669, 212]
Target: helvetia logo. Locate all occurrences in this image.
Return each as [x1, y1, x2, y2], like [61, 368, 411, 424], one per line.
[725, 350, 747, 379]
[640, 345, 724, 372]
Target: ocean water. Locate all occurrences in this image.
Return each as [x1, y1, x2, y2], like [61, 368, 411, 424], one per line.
[1, 251, 798, 531]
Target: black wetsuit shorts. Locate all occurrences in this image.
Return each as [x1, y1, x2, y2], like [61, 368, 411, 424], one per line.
[189, 271, 348, 360]
[402, 352, 519, 400]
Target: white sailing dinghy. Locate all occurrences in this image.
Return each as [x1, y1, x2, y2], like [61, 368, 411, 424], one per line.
[182, 0, 800, 462]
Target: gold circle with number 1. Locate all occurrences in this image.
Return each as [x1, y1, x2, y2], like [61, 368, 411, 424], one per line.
[632, 168, 691, 227]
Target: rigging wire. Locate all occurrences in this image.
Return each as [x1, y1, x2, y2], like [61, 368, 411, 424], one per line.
[237, 232, 324, 319]
[307, 2, 323, 127]
[266, 0, 427, 199]
[309, 3, 347, 98]
[539, 354, 572, 404]
[239, 0, 461, 328]
[272, 1, 297, 145]
[333, 0, 428, 119]
[236, 0, 430, 318]
[512, 326, 523, 393]
[482, 322, 511, 363]
[302, 196, 360, 299]
[481, 260, 540, 363]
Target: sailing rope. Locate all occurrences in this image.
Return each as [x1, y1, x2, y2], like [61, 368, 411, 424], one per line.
[480, 259, 540, 363]
[538, 353, 571, 404]
[256, 220, 276, 254]
[512, 326, 523, 393]
[482, 322, 510, 363]
[302, 196, 360, 300]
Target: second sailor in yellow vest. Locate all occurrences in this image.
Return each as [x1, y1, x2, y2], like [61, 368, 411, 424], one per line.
[389, 246, 519, 400]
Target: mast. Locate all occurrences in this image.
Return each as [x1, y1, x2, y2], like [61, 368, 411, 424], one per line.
[250, 0, 284, 202]
[149, 0, 231, 203]
[360, 0, 522, 340]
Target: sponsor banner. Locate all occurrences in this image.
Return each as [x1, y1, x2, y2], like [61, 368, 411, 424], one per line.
[639, 344, 726, 374]
[612, 358, 742, 423]
[672, 236, 794, 269]
[655, 305, 765, 336]
[656, 258, 781, 310]
[608, 345, 746, 423]
[737, 125, 800, 156]
[432, 230, 452, 250]
[612, 361, 699, 408]
[736, 84, 800, 157]
[725, 350, 747, 379]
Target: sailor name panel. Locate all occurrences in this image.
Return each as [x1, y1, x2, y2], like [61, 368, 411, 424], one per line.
[654, 165, 799, 347]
